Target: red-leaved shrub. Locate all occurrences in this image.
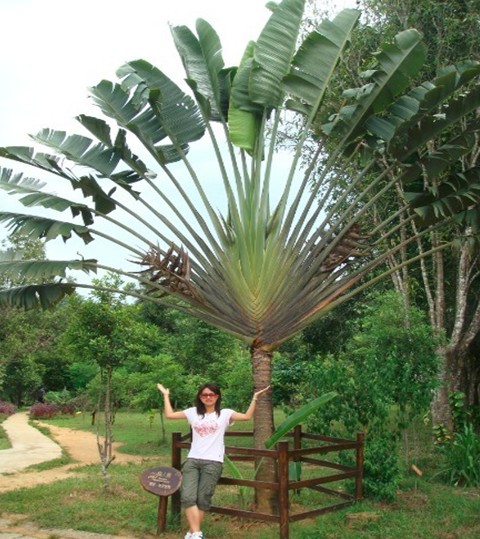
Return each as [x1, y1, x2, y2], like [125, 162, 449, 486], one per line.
[0, 401, 17, 416]
[29, 402, 61, 419]
[59, 403, 77, 415]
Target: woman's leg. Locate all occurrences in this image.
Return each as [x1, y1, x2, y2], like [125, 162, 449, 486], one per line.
[183, 460, 222, 533]
[197, 461, 223, 512]
[184, 506, 204, 532]
[181, 459, 202, 532]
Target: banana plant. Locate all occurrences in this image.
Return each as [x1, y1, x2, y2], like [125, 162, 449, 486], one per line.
[1, 0, 480, 509]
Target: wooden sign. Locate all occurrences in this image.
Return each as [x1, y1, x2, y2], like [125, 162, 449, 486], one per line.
[140, 466, 182, 497]
[140, 466, 182, 535]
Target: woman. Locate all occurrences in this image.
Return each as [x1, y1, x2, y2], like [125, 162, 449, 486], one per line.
[157, 382, 270, 539]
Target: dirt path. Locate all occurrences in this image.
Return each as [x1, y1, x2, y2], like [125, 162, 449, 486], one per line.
[0, 421, 150, 493]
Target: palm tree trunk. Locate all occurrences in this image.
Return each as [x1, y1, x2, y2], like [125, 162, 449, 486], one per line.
[251, 346, 278, 514]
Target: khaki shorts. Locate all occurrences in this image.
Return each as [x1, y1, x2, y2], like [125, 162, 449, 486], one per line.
[181, 458, 223, 511]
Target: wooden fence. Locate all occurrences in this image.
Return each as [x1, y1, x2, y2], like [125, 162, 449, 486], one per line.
[171, 425, 364, 539]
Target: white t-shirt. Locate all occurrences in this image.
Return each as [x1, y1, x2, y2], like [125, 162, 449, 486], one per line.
[184, 407, 235, 462]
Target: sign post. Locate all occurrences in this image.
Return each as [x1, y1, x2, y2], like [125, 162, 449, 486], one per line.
[140, 466, 183, 535]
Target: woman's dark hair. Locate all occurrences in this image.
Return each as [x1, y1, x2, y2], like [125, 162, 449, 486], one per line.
[195, 383, 222, 417]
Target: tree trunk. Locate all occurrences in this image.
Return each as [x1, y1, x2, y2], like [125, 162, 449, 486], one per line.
[96, 366, 115, 490]
[251, 346, 277, 514]
[464, 353, 480, 408]
[159, 407, 166, 445]
[431, 237, 480, 428]
[431, 347, 454, 429]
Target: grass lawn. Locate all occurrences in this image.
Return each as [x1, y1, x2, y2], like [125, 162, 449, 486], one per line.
[0, 415, 11, 450]
[1, 410, 479, 538]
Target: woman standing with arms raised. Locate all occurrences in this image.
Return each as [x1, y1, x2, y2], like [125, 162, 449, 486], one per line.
[157, 382, 270, 539]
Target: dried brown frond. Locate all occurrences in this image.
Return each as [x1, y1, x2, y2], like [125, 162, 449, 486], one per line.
[134, 243, 200, 301]
[317, 224, 371, 273]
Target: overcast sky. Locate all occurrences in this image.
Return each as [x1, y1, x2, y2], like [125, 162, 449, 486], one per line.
[1, 0, 281, 146]
[1, 0, 353, 143]
[0, 0, 355, 281]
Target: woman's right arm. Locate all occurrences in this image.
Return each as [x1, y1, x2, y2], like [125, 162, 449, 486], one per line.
[156, 383, 187, 419]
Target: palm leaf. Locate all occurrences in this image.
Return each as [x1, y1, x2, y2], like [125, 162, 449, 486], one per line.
[0, 259, 97, 281]
[264, 392, 338, 448]
[74, 175, 118, 215]
[250, 0, 305, 108]
[358, 62, 480, 156]
[391, 85, 480, 161]
[405, 168, 480, 226]
[223, 456, 249, 507]
[171, 19, 226, 120]
[324, 29, 426, 147]
[117, 60, 206, 146]
[32, 129, 120, 177]
[397, 123, 480, 186]
[0, 3, 479, 355]
[0, 213, 94, 244]
[77, 117, 156, 180]
[0, 168, 97, 225]
[0, 146, 76, 178]
[229, 42, 264, 152]
[228, 107, 262, 155]
[398, 63, 480, 130]
[75, 114, 114, 146]
[0, 283, 76, 309]
[284, 8, 360, 114]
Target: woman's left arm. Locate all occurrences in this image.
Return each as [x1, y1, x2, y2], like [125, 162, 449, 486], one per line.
[231, 386, 271, 421]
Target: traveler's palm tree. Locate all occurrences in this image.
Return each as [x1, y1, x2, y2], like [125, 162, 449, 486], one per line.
[2, 0, 480, 501]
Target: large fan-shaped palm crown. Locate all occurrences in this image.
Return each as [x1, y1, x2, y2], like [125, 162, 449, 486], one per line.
[1, 0, 480, 351]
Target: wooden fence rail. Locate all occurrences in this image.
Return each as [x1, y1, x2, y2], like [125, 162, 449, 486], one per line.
[171, 425, 364, 539]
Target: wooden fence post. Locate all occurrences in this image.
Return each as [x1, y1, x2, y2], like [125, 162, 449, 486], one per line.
[293, 425, 302, 452]
[170, 429, 361, 533]
[171, 432, 182, 523]
[278, 441, 290, 539]
[355, 432, 365, 500]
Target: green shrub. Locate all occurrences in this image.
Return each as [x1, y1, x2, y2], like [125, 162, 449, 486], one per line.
[362, 433, 401, 501]
[338, 430, 401, 502]
[45, 389, 73, 406]
[304, 291, 440, 501]
[43, 389, 88, 415]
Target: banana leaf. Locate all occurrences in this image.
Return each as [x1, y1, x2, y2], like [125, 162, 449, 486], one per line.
[223, 455, 249, 508]
[264, 391, 337, 448]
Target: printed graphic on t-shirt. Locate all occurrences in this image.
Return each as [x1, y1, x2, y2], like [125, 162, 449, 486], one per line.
[193, 417, 218, 437]
[184, 408, 235, 461]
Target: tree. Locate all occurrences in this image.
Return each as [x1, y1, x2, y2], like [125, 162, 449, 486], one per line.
[1, 0, 480, 510]
[64, 274, 163, 488]
[0, 234, 70, 404]
[353, 0, 480, 427]
[289, 0, 480, 428]
[121, 353, 190, 445]
[305, 291, 441, 499]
